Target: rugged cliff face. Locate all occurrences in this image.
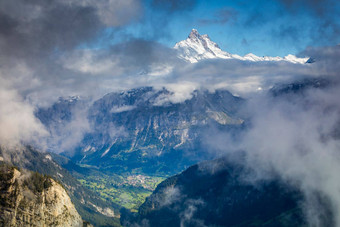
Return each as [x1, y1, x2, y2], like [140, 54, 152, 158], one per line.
[37, 87, 245, 175]
[0, 164, 83, 227]
[0, 146, 120, 226]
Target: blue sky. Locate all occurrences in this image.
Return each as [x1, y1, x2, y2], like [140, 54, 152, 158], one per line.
[110, 0, 340, 57]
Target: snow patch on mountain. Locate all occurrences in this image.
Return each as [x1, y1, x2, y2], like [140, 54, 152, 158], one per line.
[174, 29, 309, 64]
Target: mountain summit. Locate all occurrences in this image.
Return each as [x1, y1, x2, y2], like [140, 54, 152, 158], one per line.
[174, 29, 309, 64]
[174, 29, 238, 63]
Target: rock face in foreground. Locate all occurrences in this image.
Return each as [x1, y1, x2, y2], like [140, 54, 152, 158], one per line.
[0, 164, 83, 227]
[0, 146, 120, 227]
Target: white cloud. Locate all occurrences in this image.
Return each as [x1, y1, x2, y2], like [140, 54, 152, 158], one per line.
[110, 105, 136, 113]
[0, 87, 47, 148]
[61, 49, 123, 76]
[205, 82, 340, 226]
[153, 82, 198, 105]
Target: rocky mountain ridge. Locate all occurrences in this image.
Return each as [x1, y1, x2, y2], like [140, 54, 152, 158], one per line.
[174, 29, 309, 64]
[37, 87, 245, 175]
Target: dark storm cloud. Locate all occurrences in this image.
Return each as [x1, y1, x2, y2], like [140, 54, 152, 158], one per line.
[0, 0, 143, 59]
[0, 1, 100, 59]
[0, 0, 143, 147]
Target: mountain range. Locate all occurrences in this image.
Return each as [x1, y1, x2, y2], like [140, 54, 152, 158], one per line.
[121, 78, 335, 227]
[174, 29, 309, 64]
[37, 87, 245, 175]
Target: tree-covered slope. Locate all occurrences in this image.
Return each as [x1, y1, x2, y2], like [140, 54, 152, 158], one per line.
[123, 157, 310, 227]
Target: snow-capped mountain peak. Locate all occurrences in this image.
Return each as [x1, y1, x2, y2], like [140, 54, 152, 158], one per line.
[174, 29, 309, 64]
[174, 29, 239, 63]
[188, 29, 200, 40]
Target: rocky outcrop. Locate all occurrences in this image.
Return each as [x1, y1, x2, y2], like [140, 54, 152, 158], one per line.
[0, 146, 121, 227]
[0, 164, 83, 227]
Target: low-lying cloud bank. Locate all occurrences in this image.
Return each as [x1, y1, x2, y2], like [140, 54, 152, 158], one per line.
[205, 71, 340, 226]
[0, 87, 47, 148]
[245, 86, 340, 226]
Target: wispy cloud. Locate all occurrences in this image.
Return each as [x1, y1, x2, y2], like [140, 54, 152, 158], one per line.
[198, 8, 238, 25]
[204, 57, 340, 225]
